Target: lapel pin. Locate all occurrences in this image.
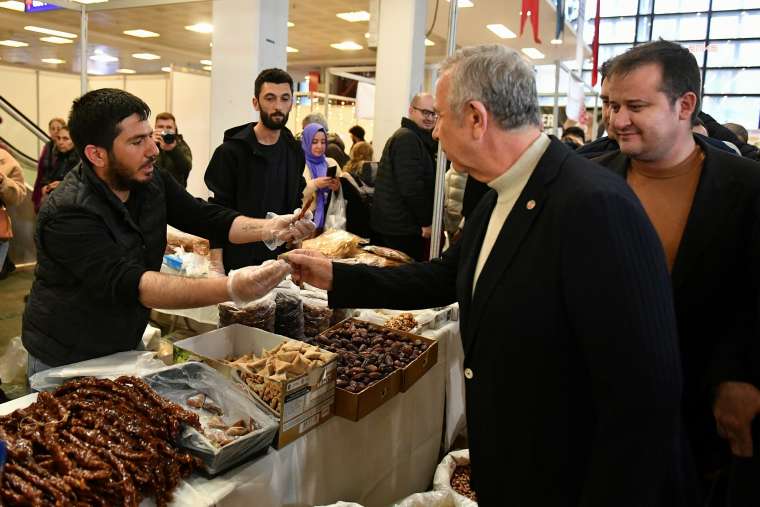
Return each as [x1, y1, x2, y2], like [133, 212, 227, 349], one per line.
[526, 199, 536, 210]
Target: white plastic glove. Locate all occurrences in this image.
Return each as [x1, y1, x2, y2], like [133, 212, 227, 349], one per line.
[263, 208, 316, 251]
[226, 260, 292, 306]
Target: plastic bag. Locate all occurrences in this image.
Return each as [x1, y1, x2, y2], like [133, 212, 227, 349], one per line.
[0, 336, 28, 386]
[301, 229, 368, 259]
[433, 449, 478, 506]
[323, 189, 347, 231]
[393, 491, 457, 507]
[362, 245, 413, 264]
[162, 245, 210, 277]
[303, 296, 333, 341]
[218, 292, 276, 332]
[166, 225, 210, 256]
[143, 362, 278, 475]
[29, 351, 166, 392]
[274, 280, 305, 340]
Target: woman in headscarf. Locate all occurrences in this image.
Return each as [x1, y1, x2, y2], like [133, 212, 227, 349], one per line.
[301, 123, 341, 233]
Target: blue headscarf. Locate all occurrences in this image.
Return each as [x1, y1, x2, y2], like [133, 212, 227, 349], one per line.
[302, 123, 330, 229]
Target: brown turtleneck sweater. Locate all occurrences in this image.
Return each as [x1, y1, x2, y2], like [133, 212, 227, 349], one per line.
[627, 145, 704, 272]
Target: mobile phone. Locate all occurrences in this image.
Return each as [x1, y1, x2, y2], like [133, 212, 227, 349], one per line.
[327, 165, 337, 179]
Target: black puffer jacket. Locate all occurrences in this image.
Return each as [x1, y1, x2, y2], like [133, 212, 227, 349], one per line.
[371, 118, 437, 237]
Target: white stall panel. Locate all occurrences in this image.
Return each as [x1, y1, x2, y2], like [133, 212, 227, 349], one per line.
[125, 75, 168, 119]
[170, 70, 211, 199]
[89, 76, 126, 91]
[0, 65, 40, 159]
[39, 71, 80, 127]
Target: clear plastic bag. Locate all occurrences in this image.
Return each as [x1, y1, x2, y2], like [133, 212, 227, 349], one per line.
[301, 229, 368, 258]
[218, 292, 276, 332]
[274, 280, 305, 340]
[302, 296, 333, 341]
[143, 362, 278, 475]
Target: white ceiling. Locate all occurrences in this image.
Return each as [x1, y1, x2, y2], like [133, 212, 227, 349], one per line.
[0, 0, 589, 75]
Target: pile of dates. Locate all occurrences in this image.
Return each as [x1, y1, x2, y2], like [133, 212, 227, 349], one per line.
[316, 320, 429, 393]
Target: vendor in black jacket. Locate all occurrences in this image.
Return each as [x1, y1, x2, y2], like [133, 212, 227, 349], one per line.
[371, 93, 438, 261]
[205, 68, 307, 274]
[284, 44, 694, 506]
[22, 88, 314, 375]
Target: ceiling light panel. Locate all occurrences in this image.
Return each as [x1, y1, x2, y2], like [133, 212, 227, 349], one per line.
[287, 46, 299, 53]
[117, 68, 136, 74]
[90, 53, 118, 63]
[330, 41, 363, 51]
[41, 58, 65, 64]
[336, 11, 370, 22]
[132, 53, 160, 60]
[41, 36, 73, 44]
[447, 0, 474, 7]
[200, 59, 212, 65]
[185, 23, 213, 34]
[0, 1, 25, 12]
[521, 47, 545, 59]
[0, 40, 28, 47]
[123, 29, 159, 38]
[25, 26, 77, 39]
[486, 24, 516, 39]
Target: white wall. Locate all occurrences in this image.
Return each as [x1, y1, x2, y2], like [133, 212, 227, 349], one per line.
[0, 65, 40, 159]
[170, 70, 211, 199]
[125, 75, 168, 118]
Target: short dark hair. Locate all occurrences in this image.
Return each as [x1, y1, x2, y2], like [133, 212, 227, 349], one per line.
[68, 88, 150, 163]
[562, 126, 586, 142]
[254, 68, 294, 99]
[600, 59, 614, 85]
[155, 112, 176, 124]
[609, 40, 701, 122]
[724, 122, 749, 144]
[349, 125, 365, 140]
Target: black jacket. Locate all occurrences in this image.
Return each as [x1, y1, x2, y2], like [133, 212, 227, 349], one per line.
[23, 164, 238, 367]
[156, 137, 193, 188]
[45, 148, 80, 184]
[329, 138, 694, 506]
[699, 111, 760, 161]
[594, 135, 760, 476]
[371, 117, 437, 236]
[204, 123, 306, 271]
[576, 136, 620, 159]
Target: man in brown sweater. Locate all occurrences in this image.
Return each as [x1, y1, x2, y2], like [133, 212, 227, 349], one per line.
[594, 40, 760, 507]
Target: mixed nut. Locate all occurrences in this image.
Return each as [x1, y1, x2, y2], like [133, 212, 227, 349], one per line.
[316, 320, 429, 393]
[384, 312, 417, 332]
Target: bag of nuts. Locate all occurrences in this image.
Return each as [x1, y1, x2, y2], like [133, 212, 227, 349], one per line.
[218, 293, 276, 332]
[432, 449, 478, 506]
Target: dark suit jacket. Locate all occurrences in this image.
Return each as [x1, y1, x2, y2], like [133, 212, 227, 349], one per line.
[329, 138, 693, 506]
[593, 135, 760, 474]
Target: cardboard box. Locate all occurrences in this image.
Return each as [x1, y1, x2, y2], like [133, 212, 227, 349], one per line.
[317, 318, 439, 419]
[173, 324, 337, 448]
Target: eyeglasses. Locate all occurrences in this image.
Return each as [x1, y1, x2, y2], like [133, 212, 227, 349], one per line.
[412, 106, 438, 120]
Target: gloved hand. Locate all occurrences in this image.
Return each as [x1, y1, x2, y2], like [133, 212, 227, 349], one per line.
[263, 209, 316, 251]
[226, 260, 292, 306]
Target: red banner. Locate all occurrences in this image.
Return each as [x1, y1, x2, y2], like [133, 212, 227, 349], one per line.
[591, 0, 601, 86]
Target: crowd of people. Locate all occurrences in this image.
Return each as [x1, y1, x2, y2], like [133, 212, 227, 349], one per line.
[1, 36, 759, 506]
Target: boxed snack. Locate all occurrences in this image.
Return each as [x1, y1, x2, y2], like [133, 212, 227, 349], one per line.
[143, 361, 278, 475]
[315, 318, 438, 420]
[173, 325, 337, 448]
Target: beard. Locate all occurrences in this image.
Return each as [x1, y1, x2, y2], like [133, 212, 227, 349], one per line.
[107, 152, 155, 191]
[260, 109, 289, 130]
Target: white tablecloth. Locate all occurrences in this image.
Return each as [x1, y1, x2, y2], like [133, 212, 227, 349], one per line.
[0, 323, 466, 507]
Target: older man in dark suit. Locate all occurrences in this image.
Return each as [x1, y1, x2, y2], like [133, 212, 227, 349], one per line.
[284, 44, 693, 506]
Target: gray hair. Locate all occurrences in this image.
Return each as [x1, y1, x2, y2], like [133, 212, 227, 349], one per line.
[302, 112, 328, 130]
[439, 44, 541, 130]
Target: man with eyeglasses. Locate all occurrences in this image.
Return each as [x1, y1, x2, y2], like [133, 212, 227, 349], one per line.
[371, 93, 439, 261]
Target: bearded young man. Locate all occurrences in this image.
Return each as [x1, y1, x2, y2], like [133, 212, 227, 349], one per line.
[204, 68, 308, 273]
[23, 88, 314, 375]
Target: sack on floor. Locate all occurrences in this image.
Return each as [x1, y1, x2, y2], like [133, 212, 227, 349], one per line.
[433, 449, 478, 506]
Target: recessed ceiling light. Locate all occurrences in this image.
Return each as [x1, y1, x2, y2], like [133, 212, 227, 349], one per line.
[123, 29, 159, 38]
[200, 59, 212, 65]
[550, 38, 563, 45]
[132, 53, 160, 60]
[330, 41, 363, 51]
[287, 21, 294, 28]
[117, 68, 136, 74]
[202, 65, 212, 71]
[41, 58, 65, 64]
[364, 32, 370, 38]
[0, 1, 25, 12]
[336, 11, 370, 22]
[41, 36, 73, 44]
[185, 23, 213, 34]
[25, 26, 77, 38]
[71, 0, 109, 4]
[486, 24, 517, 39]
[425, 38, 435, 46]
[287, 46, 299, 53]
[90, 52, 118, 63]
[161, 66, 172, 72]
[447, 0, 474, 7]
[0, 39, 28, 47]
[521, 47, 545, 59]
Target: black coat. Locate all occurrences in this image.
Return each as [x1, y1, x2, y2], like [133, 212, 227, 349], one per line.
[371, 117, 437, 237]
[204, 123, 306, 271]
[329, 138, 694, 506]
[593, 135, 760, 476]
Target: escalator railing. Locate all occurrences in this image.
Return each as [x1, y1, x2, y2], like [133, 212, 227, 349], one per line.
[0, 95, 49, 144]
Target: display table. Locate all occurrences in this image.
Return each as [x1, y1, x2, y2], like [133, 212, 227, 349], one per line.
[0, 323, 465, 507]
